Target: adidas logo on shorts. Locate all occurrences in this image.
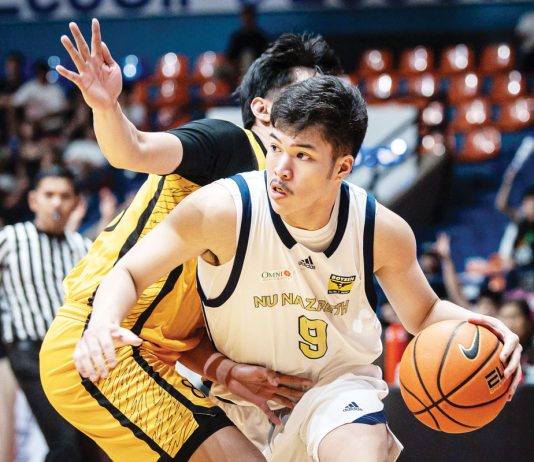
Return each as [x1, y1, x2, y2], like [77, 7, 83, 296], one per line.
[343, 401, 363, 412]
[298, 256, 315, 270]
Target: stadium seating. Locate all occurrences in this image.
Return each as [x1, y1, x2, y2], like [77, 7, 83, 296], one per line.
[454, 126, 501, 162]
[494, 97, 534, 132]
[153, 53, 190, 84]
[490, 71, 527, 102]
[479, 43, 515, 74]
[193, 51, 226, 84]
[447, 72, 481, 104]
[360, 73, 398, 102]
[439, 44, 475, 75]
[358, 48, 394, 77]
[399, 46, 434, 75]
[450, 98, 491, 131]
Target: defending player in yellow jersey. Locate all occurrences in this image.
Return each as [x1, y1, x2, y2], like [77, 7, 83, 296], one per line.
[40, 19, 343, 461]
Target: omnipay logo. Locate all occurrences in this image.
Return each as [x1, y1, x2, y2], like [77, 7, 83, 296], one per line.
[261, 269, 292, 282]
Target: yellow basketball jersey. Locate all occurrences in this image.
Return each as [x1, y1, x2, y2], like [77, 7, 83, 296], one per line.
[63, 126, 265, 362]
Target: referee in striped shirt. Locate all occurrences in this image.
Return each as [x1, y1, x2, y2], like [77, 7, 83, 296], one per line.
[0, 165, 91, 461]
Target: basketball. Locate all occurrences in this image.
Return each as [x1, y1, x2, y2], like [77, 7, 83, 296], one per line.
[399, 320, 511, 433]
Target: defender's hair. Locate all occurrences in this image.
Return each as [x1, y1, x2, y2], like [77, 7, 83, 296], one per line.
[237, 33, 343, 129]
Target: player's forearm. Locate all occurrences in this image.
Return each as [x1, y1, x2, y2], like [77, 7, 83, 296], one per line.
[90, 265, 139, 327]
[179, 335, 236, 385]
[416, 299, 472, 333]
[93, 102, 144, 170]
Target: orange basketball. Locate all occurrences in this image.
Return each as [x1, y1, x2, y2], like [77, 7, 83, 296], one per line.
[399, 320, 511, 433]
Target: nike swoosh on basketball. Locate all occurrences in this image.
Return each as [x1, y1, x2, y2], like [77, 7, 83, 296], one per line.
[459, 326, 480, 360]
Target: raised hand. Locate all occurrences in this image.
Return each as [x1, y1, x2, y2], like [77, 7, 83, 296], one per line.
[434, 232, 451, 259]
[57, 18, 122, 111]
[73, 322, 142, 382]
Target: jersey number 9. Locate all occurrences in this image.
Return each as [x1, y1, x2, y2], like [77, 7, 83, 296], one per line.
[298, 316, 328, 359]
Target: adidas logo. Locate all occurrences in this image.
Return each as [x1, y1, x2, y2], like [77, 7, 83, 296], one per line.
[343, 402, 362, 412]
[298, 256, 316, 270]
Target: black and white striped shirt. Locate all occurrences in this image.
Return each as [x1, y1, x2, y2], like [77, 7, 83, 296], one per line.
[0, 221, 91, 343]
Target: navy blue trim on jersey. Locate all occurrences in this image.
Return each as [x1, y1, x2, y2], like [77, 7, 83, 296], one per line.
[363, 192, 377, 311]
[197, 175, 252, 308]
[265, 172, 350, 257]
[352, 410, 386, 425]
[264, 171, 296, 249]
[324, 182, 350, 258]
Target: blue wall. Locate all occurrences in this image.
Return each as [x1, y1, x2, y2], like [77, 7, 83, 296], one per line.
[1, 2, 533, 72]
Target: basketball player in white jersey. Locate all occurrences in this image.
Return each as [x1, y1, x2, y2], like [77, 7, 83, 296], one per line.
[77, 76, 523, 461]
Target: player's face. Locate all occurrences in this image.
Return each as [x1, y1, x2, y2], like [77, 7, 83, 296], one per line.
[266, 126, 353, 230]
[29, 177, 79, 234]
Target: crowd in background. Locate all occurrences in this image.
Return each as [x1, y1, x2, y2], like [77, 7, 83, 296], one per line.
[0, 7, 533, 459]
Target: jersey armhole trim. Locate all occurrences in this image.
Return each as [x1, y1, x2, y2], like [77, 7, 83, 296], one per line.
[363, 192, 377, 311]
[197, 174, 252, 308]
[324, 182, 350, 258]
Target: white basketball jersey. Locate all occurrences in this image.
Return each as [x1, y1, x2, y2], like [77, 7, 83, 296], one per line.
[197, 170, 383, 405]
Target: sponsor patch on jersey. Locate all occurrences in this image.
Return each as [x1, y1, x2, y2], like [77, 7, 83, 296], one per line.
[261, 269, 292, 282]
[328, 274, 356, 294]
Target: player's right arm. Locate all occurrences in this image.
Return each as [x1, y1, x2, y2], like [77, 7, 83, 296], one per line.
[57, 18, 183, 174]
[73, 182, 237, 381]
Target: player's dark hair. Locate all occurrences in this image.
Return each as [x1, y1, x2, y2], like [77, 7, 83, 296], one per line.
[237, 33, 343, 129]
[270, 75, 368, 159]
[522, 185, 534, 201]
[33, 165, 79, 194]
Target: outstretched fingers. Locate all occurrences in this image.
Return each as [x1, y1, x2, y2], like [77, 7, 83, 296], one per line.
[101, 42, 115, 66]
[91, 18, 103, 58]
[56, 64, 82, 86]
[60, 35, 85, 71]
[69, 22, 91, 61]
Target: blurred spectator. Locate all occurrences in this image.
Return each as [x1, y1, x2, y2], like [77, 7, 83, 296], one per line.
[0, 165, 91, 461]
[418, 241, 447, 299]
[64, 125, 107, 176]
[0, 52, 24, 94]
[515, 11, 534, 72]
[496, 141, 534, 292]
[11, 60, 67, 135]
[497, 299, 534, 382]
[434, 232, 502, 315]
[63, 125, 118, 234]
[63, 88, 92, 140]
[119, 83, 147, 129]
[433, 232, 466, 306]
[470, 289, 502, 317]
[66, 187, 118, 240]
[223, 4, 269, 88]
[380, 301, 410, 386]
[0, 52, 25, 144]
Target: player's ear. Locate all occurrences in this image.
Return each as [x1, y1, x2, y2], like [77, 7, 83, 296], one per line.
[250, 97, 272, 126]
[335, 155, 354, 179]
